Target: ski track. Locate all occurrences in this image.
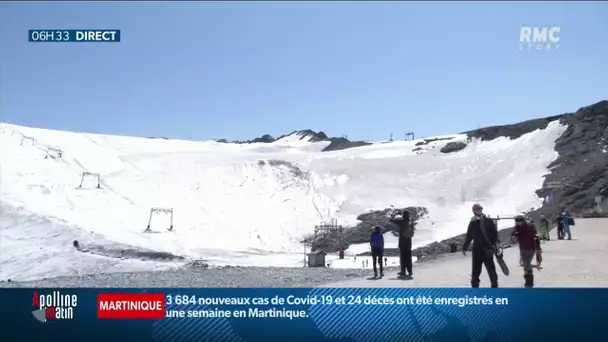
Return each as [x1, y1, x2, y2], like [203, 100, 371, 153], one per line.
[0, 122, 567, 281]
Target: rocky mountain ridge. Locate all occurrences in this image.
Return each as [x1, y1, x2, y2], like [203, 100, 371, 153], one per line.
[216, 129, 372, 152]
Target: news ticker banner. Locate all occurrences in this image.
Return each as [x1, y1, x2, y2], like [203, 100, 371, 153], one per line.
[29, 30, 121, 43]
[1, 288, 606, 342]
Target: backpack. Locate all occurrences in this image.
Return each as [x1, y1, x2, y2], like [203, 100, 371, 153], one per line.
[568, 217, 575, 226]
[402, 226, 415, 238]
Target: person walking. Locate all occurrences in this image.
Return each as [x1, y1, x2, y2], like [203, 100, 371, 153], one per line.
[462, 203, 499, 288]
[388, 209, 414, 277]
[539, 215, 550, 241]
[510, 215, 539, 287]
[369, 226, 384, 278]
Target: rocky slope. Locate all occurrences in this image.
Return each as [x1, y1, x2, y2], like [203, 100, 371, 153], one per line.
[362, 100, 607, 260]
[465, 100, 607, 222]
[457, 100, 607, 236]
[529, 100, 608, 222]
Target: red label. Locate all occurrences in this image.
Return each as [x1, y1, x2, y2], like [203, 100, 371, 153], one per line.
[97, 293, 165, 319]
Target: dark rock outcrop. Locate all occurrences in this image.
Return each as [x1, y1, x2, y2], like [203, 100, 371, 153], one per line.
[249, 134, 275, 144]
[322, 137, 372, 152]
[358, 225, 517, 260]
[183, 259, 210, 269]
[305, 207, 428, 253]
[258, 160, 308, 179]
[440, 142, 467, 154]
[464, 114, 563, 141]
[415, 137, 454, 146]
[73, 241, 186, 262]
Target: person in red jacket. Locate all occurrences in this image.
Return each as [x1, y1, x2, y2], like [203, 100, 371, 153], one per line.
[510, 215, 539, 288]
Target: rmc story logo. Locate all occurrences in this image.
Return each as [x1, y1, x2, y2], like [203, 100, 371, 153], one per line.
[519, 26, 561, 51]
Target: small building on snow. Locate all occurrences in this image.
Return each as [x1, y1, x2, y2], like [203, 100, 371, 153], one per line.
[307, 250, 327, 267]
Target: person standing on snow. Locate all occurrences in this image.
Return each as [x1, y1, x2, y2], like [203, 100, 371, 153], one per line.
[369, 226, 385, 278]
[539, 215, 550, 241]
[510, 215, 539, 287]
[388, 209, 414, 277]
[462, 203, 499, 288]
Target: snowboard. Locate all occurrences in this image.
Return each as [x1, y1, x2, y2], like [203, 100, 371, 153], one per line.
[494, 246, 510, 276]
[478, 215, 510, 276]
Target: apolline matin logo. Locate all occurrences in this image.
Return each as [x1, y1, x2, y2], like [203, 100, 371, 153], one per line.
[519, 26, 560, 51]
[32, 291, 78, 323]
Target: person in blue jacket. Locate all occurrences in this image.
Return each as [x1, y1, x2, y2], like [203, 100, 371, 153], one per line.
[562, 211, 573, 240]
[370, 226, 385, 278]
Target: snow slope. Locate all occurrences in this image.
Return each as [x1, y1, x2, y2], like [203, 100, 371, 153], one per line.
[0, 122, 567, 281]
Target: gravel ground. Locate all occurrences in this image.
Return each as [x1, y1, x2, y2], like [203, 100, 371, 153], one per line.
[0, 265, 401, 288]
[322, 218, 608, 288]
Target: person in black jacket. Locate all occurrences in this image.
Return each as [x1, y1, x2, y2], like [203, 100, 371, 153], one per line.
[388, 209, 414, 277]
[555, 213, 565, 240]
[462, 203, 499, 288]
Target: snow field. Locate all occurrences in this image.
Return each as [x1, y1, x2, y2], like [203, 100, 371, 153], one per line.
[0, 122, 567, 280]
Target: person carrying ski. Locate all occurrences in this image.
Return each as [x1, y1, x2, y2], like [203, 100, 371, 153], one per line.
[388, 209, 414, 277]
[369, 226, 385, 278]
[555, 213, 565, 240]
[562, 211, 573, 240]
[510, 215, 539, 287]
[539, 215, 550, 241]
[462, 203, 499, 288]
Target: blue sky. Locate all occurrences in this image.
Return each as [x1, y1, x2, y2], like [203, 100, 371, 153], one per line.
[0, 2, 606, 141]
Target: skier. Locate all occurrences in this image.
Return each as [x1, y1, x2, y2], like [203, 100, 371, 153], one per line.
[369, 226, 384, 278]
[539, 215, 550, 241]
[562, 211, 573, 240]
[555, 213, 565, 240]
[462, 203, 499, 288]
[388, 209, 414, 277]
[510, 215, 539, 287]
